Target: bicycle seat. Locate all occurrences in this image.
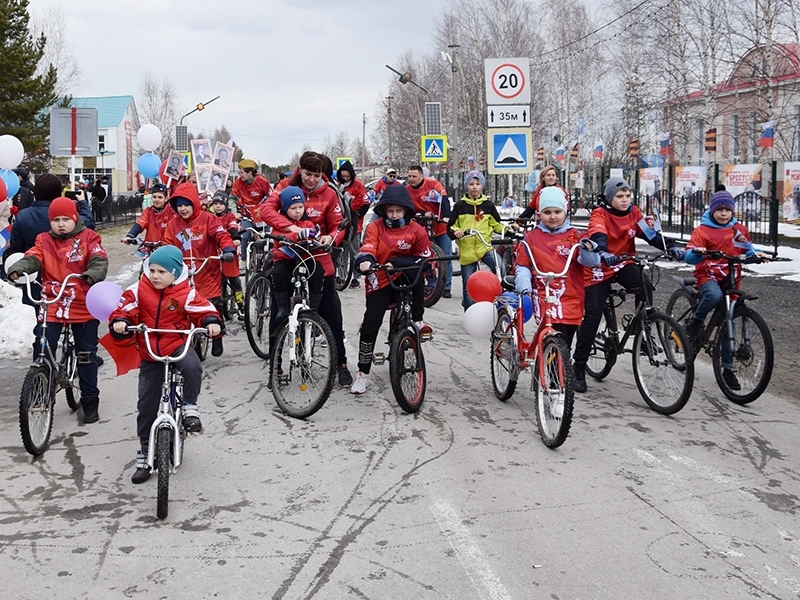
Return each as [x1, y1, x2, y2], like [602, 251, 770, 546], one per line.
[252, 239, 269, 250]
[501, 275, 516, 291]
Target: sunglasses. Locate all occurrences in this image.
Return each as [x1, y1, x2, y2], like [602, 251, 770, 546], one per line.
[387, 174, 397, 178]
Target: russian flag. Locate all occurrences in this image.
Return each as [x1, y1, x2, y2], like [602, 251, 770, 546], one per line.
[593, 140, 603, 159]
[556, 146, 565, 161]
[0, 224, 11, 253]
[659, 132, 671, 156]
[759, 121, 774, 148]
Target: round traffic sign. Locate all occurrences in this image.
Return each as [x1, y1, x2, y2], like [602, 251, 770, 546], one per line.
[490, 63, 526, 100]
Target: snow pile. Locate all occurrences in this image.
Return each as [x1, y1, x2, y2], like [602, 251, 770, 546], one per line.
[0, 280, 36, 357]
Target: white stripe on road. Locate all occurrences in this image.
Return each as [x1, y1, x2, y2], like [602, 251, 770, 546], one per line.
[429, 496, 513, 600]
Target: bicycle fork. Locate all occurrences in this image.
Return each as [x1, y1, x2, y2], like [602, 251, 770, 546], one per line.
[147, 370, 182, 472]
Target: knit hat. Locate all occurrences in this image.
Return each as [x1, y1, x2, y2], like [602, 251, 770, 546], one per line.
[238, 159, 257, 171]
[538, 187, 568, 213]
[279, 186, 305, 213]
[602, 177, 631, 204]
[175, 198, 193, 207]
[48, 197, 78, 222]
[211, 192, 228, 205]
[464, 170, 485, 188]
[709, 190, 735, 213]
[149, 246, 184, 278]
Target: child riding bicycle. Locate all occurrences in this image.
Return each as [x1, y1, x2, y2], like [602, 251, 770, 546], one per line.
[7, 197, 109, 423]
[351, 185, 433, 395]
[211, 191, 245, 319]
[109, 245, 224, 484]
[121, 182, 175, 246]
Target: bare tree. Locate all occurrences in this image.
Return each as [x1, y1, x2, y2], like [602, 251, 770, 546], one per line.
[29, 6, 81, 97]
[138, 72, 178, 158]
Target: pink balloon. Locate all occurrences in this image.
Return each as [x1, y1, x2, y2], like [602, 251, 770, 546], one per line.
[86, 280, 124, 321]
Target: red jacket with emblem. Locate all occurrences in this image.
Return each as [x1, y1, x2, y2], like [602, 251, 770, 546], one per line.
[686, 216, 752, 288]
[357, 219, 432, 296]
[135, 204, 176, 243]
[163, 183, 235, 299]
[259, 180, 344, 277]
[109, 265, 223, 362]
[407, 178, 450, 237]
[231, 175, 272, 222]
[584, 204, 646, 285]
[343, 178, 370, 233]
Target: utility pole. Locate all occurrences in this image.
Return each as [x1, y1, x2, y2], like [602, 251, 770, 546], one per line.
[362, 113, 367, 180]
[386, 96, 394, 167]
[449, 43, 460, 187]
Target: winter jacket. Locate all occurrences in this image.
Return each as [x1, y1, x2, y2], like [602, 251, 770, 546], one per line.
[337, 162, 370, 233]
[685, 211, 755, 288]
[406, 178, 450, 237]
[163, 183, 235, 300]
[6, 219, 108, 323]
[447, 194, 504, 264]
[372, 176, 401, 198]
[127, 204, 177, 243]
[4, 198, 94, 259]
[12, 179, 35, 214]
[231, 175, 272, 222]
[109, 263, 223, 362]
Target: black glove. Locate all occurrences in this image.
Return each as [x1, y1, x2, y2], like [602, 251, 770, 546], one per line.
[599, 252, 618, 266]
[221, 252, 235, 263]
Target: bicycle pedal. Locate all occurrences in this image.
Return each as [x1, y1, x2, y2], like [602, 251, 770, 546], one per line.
[420, 332, 433, 342]
[372, 353, 385, 365]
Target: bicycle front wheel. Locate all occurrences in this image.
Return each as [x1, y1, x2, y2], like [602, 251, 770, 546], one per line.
[389, 329, 426, 413]
[19, 365, 55, 456]
[244, 273, 272, 360]
[534, 336, 574, 448]
[156, 427, 171, 519]
[272, 311, 336, 419]
[60, 343, 80, 410]
[665, 288, 696, 326]
[334, 245, 354, 291]
[712, 305, 773, 404]
[632, 312, 694, 415]
[193, 332, 209, 362]
[490, 307, 519, 401]
[423, 244, 446, 308]
[586, 309, 617, 380]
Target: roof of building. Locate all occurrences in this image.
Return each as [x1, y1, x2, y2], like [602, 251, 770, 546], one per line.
[67, 95, 135, 128]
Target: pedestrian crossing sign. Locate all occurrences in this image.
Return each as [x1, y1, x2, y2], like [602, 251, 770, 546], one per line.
[421, 135, 448, 162]
[487, 127, 531, 174]
[336, 157, 354, 170]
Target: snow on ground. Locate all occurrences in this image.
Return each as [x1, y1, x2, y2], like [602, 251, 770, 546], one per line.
[0, 281, 36, 358]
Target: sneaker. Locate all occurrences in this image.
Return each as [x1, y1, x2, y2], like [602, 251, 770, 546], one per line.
[349, 279, 360, 289]
[351, 371, 370, 394]
[684, 318, 703, 339]
[722, 368, 741, 391]
[131, 451, 151, 484]
[211, 337, 224, 357]
[239, 259, 247, 271]
[415, 321, 434, 336]
[237, 303, 245, 321]
[442, 290, 452, 299]
[183, 404, 202, 432]
[337, 364, 353, 387]
[95, 355, 104, 367]
[573, 362, 587, 393]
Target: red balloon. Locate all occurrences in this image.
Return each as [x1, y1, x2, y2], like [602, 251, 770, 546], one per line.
[0, 175, 6, 202]
[466, 270, 501, 303]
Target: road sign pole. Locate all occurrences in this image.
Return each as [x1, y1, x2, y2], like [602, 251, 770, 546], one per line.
[450, 43, 459, 189]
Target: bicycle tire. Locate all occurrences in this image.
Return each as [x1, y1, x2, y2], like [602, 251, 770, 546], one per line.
[334, 245, 354, 291]
[19, 365, 55, 456]
[585, 309, 617, 380]
[423, 244, 446, 308]
[156, 427, 171, 519]
[220, 279, 232, 321]
[712, 305, 773, 404]
[245, 247, 260, 285]
[451, 239, 461, 277]
[632, 312, 694, 415]
[193, 333, 209, 362]
[534, 336, 574, 448]
[389, 329, 426, 413]
[60, 343, 80, 410]
[490, 307, 519, 401]
[501, 246, 514, 278]
[244, 273, 272, 360]
[665, 288, 696, 326]
[272, 311, 336, 419]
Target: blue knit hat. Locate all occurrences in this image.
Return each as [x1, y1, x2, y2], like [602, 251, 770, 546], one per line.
[279, 186, 305, 214]
[538, 187, 567, 213]
[149, 245, 184, 278]
[464, 170, 485, 188]
[709, 190, 735, 213]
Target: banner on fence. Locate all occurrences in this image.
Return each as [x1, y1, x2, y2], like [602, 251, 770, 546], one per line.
[783, 162, 800, 223]
[724, 164, 763, 220]
[638, 167, 664, 196]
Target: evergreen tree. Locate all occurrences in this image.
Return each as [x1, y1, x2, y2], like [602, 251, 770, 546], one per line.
[0, 0, 58, 167]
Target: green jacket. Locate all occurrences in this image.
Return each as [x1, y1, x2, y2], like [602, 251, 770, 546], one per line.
[447, 195, 505, 265]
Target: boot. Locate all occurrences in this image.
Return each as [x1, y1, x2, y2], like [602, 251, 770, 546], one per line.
[131, 449, 151, 484]
[573, 362, 587, 393]
[81, 395, 100, 423]
[211, 337, 224, 357]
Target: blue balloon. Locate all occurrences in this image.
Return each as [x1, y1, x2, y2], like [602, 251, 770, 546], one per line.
[522, 294, 534, 323]
[137, 153, 161, 179]
[0, 169, 19, 198]
[496, 291, 518, 309]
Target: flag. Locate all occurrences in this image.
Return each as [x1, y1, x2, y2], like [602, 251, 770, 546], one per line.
[577, 116, 585, 136]
[593, 140, 603, 160]
[570, 143, 579, 160]
[704, 128, 717, 152]
[629, 139, 639, 159]
[759, 121, 774, 148]
[98, 332, 141, 377]
[733, 229, 754, 253]
[536, 146, 544, 162]
[637, 207, 663, 242]
[556, 146, 565, 161]
[0, 224, 11, 253]
[659, 132, 671, 156]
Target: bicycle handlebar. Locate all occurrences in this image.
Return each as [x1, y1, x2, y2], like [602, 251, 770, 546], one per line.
[19, 272, 85, 306]
[366, 254, 458, 291]
[521, 242, 584, 280]
[263, 232, 333, 253]
[690, 248, 775, 262]
[126, 325, 209, 363]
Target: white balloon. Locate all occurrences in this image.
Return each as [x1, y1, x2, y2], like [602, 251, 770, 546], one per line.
[3, 252, 34, 285]
[0, 135, 24, 170]
[136, 124, 162, 152]
[463, 301, 498, 337]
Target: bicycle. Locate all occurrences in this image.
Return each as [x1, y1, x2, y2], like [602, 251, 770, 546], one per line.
[367, 254, 457, 413]
[128, 325, 208, 519]
[665, 249, 774, 404]
[243, 238, 274, 360]
[585, 253, 695, 414]
[241, 222, 270, 285]
[488, 239, 580, 448]
[17, 273, 84, 456]
[265, 234, 338, 419]
[182, 254, 222, 362]
[412, 213, 449, 307]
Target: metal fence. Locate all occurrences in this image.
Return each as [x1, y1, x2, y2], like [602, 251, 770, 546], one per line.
[90, 194, 144, 229]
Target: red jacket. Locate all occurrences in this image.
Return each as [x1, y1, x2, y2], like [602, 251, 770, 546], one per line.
[686, 219, 752, 288]
[585, 205, 645, 285]
[373, 177, 401, 197]
[136, 204, 176, 243]
[343, 178, 370, 233]
[358, 219, 432, 296]
[259, 180, 344, 276]
[517, 227, 585, 325]
[407, 178, 448, 236]
[109, 267, 222, 362]
[231, 175, 272, 222]
[164, 183, 235, 299]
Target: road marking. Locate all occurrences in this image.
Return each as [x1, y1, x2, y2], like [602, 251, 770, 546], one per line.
[429, 496, 513, 600]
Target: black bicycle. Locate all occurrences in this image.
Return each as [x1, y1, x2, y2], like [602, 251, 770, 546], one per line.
[586, 253, 695, 414]
[243, 238, 273, 360]
[412, 213, 449, 307]
[665, 250, 774, 404]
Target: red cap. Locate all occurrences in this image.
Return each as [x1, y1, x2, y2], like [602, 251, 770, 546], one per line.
[48, 197, 78, 222]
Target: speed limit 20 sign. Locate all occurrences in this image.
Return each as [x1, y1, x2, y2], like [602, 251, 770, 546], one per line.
[484, 58, 530, 105]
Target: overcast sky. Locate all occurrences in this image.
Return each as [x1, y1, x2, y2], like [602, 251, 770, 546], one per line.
[27, 0, 452, 165]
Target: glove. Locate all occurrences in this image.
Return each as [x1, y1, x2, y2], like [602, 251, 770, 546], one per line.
[599, 252, 618, 266]
[298, 227, 318, 240]
[221, 252, 235, 263]
[667, 246, 685, 261]
[580, 239, 596, 251]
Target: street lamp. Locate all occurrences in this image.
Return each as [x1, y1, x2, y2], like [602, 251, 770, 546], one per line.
[98, 148, 108, 177]
[385, 65, 430, 94]
[176, 95, 221, 152]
